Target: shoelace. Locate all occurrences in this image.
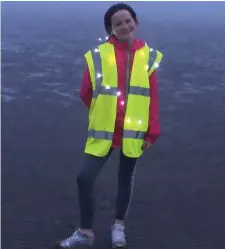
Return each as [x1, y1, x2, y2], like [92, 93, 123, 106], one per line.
[113, 227, 125, 239]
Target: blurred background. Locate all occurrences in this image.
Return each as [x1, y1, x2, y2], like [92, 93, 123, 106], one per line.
[1, 1, 225, 249]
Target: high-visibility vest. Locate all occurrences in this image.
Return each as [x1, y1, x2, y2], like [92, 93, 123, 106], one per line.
[84, 42, 163, 158]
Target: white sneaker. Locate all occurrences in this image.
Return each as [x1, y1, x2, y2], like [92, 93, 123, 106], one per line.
[111, 224, 126, 248]
[55, 230, 94, 248]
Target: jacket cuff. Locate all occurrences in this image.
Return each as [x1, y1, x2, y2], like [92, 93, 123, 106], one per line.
[144, 134, 158, 144]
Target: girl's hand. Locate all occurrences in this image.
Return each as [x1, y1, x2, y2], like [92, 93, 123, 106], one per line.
[142, 141, 153, 150]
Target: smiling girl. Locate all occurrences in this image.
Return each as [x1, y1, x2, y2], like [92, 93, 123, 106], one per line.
[56, 2, 163, 248]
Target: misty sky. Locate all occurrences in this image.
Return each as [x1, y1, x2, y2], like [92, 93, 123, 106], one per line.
[2, 1, 225, 22]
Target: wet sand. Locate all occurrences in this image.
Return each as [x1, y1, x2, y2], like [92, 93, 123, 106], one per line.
[1, 2, 225, 249]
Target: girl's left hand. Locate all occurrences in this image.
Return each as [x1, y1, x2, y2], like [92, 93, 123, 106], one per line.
[142, 141, 153, 150]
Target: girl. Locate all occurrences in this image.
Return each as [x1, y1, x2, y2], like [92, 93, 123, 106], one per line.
[56, 2, 163, 248]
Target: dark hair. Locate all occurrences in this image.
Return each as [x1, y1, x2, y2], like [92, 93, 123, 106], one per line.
[104, 2, 138, 35]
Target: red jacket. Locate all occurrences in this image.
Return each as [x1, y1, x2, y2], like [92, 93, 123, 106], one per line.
[80, 36, 160, 148]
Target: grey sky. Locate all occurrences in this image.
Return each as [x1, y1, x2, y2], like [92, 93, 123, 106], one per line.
[2, 1, 225, 17]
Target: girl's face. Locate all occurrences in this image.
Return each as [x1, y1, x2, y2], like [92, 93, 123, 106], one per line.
[111, 9, 137, 43]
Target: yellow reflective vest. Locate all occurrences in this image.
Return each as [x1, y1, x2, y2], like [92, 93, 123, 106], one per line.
[84, 42, 163, 158]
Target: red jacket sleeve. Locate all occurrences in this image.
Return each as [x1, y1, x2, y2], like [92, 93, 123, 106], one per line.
[80, 66, 93, 108]
[144, 70, 161, 144]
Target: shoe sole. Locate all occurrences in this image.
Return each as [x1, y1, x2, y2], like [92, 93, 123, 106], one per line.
[112, 243, 127, 249]
[53, 242, 93, 249]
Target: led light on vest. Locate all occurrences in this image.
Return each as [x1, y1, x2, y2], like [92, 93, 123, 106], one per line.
[105, 36, 109, 40]
[105, 85, 110, 89]
[117, 91, 121, 96]
[154, 62, 159, 68]
[150, 48, 154, 52]
[98, 38, 102, 41]
[138, 120, 142, 125]
[120, 100, 125, 106]
[96, 73, 101, 78]
[127, 118, 131, 123]
[94, 48, 99, 53]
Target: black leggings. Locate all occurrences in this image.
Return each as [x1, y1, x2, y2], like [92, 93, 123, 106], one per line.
[77, 148, 137, 229]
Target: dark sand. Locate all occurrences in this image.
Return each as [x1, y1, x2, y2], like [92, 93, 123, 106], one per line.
[1, 2, 225, 249]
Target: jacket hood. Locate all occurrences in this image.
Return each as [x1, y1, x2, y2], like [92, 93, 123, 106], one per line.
[108, 35, 146, 51]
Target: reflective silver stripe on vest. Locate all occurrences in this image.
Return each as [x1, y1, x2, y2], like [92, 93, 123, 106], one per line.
[88, 129, 145, 140]
[92, 48, 102, 97]
[148, 48, 157, 71]
[129, 86, 149, 96]
[93, 85, 149, 98]
[123, 130, 145, 139]
[88, 130, 113, 140]
[93, 86, 118, 98]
